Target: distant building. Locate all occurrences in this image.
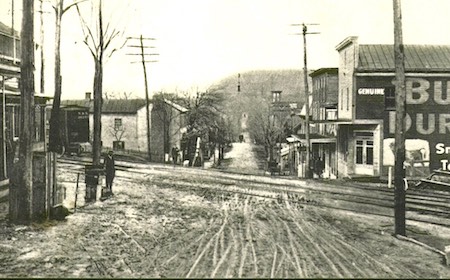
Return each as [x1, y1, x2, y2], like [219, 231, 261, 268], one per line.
[309, 68, 339, 179]
[62, 96, 152, 153]
[62, 94, 188, 161]
[268, 90, 303, 175]
[150, 98, 188, 162]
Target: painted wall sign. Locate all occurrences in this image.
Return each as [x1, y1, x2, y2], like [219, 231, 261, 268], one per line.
[356, 76, 450, 173]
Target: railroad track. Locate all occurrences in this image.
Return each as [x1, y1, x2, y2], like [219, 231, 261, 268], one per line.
[57, 157, 450, 228]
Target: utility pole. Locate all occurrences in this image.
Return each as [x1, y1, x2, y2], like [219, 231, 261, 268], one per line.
[291, 23, 319, 178]
[393, 0, 407, 236]
[10, 0, 35, 223]
[2, 76, 6, 179]
[127, 36, 158, 161]
[237, 73, 241, 93]
[39, 0, 45, 94]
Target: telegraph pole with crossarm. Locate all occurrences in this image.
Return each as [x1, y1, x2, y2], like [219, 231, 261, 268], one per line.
[291, 23, 320, 178]
[393, 0, 407, 236]
[127, 36, 159, 161]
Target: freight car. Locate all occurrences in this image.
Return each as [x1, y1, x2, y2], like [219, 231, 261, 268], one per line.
[60, 105, 91, 156]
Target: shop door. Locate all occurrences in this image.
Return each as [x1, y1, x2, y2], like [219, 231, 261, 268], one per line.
[354, 137, 374, 175]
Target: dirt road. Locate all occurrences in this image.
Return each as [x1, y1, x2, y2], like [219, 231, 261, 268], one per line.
[0, 141, 449, 278]
[222, 132, 264, 175]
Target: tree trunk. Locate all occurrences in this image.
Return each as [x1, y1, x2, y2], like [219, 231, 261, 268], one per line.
[92, 0, 104, 166]
[268, 143, 274, 162]
[92, 59, 103, 166]
[10, 0, 35, 224]
[48, 1, 63, 153]
[164, 108, 170, 155]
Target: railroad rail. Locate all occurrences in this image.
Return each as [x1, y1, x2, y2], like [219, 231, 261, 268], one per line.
[418, 169, 450, 189]
[57, 157, 450, 228]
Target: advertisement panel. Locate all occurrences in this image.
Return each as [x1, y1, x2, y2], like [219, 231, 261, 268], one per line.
[356, 76, 450, 174]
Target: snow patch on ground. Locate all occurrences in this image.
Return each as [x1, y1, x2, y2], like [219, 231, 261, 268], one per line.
[178, 194, 205, 207]
[17, 250, 40, 261]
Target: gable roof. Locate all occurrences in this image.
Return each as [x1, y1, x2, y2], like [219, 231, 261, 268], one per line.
[358, 44, 450, 72]
[310, 68, 338, 77]
[61, 99, 149, 114]
[102, 99, 148, 114]
[163, 98, 188, 113]
[61, 99, 91, 108]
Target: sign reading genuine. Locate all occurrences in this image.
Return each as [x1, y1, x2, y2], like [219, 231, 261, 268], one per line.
[357, 88, 385, 95]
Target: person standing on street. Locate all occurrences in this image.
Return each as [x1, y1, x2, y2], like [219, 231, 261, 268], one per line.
[104, 150, 116, 195]
[171, 146, 179, 166]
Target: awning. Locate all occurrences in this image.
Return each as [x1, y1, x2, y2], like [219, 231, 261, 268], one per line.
[310, 119, 353, 124]
[287, 134, 336, 144]
[0, 63, 20, 77]
[311, 138, 336, 144]
[287, 134, 303, 143]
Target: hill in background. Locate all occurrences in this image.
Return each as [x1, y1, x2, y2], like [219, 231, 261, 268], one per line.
[211, 69, 308, 102]
[209, 69, 310, 141]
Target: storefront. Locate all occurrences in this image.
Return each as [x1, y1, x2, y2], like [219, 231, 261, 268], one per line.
[335, 36, 450, 179]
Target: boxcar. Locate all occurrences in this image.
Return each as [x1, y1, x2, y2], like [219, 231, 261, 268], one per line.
[60, 106, 90, 155]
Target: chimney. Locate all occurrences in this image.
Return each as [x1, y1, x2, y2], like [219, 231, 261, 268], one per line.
[85, 92, 92, 100]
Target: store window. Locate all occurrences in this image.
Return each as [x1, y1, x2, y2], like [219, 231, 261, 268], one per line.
[384, 87, 396, 110]
[355, 132, 374, 166]
[113, 140, 125, 151]
[346, 88, 349, 111]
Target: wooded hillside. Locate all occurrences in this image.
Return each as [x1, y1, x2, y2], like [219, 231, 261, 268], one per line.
[210, 69, 309, 141]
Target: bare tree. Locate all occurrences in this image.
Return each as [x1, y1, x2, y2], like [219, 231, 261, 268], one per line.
[152, 93, 182, 157]
[102, 91, 133, 100]
[180, 89, 231, 165]
[247, 99, 284, 163]
[48, 0, 86, 153]
[109, 123, 125, 142]
[76, 0, 125, 165]
[122, 91, 134, 100]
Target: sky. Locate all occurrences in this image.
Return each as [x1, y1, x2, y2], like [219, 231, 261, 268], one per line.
[2, 0, 450, 100]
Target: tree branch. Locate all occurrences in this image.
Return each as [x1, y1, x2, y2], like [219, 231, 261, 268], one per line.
[62, 0, 87, 15]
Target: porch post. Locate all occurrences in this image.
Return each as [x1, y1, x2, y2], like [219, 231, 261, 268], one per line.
[2, 75, 6, 178]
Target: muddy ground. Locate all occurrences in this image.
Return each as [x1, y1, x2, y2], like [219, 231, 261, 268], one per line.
[0, 135, 450, 278]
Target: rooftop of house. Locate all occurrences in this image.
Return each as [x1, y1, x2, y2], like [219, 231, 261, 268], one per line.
[61, 97, 189, 114]
[61, 99, 149, 114]
[310, 68, 338, 77]
[358, 44, 450, 72]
